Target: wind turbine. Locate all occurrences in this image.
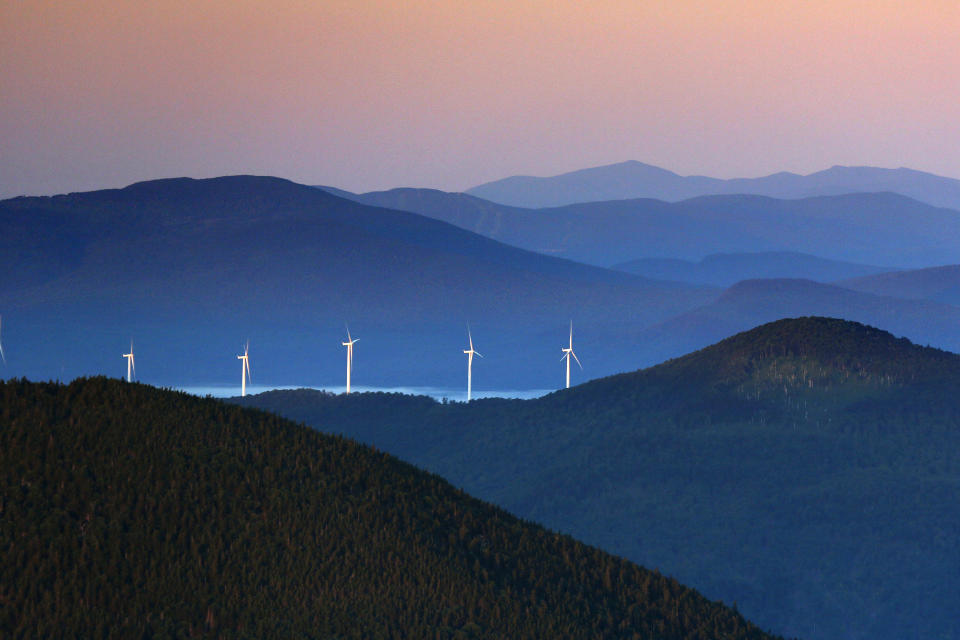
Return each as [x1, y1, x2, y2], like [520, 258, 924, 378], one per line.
[122, 339, 135, 382]
[463, 327, 483, 401]
[342, 326, 358, 394]
[561, 320, 582, 389]
[237, 341, 251, 397]
[0, 315, 5, 365]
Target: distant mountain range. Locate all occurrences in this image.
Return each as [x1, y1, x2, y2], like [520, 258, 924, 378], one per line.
[465, 159, 960, 210]
[841, 264, 960, 307]
[2, 376, 779, 639]
[0, 176, 715, 388]
[636, 278, 960, 364]
[334, 186, 960, 269]
[11, 176, 960, 389]
[612, 251, 892, 287]
[239, 317, 960, 640]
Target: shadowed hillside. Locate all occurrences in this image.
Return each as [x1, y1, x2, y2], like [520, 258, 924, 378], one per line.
[239, 318, 960, 640]
[0, 377, 781, 640]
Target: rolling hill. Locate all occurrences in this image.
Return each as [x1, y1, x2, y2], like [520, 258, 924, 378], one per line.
[840, 264, 960, 306]
[612, 252, 892, 287]
[465, 159, 960, 210]
[238, 317, 960, 640]
[340, 186, 960, 268]
[0, 176, 715, 388]
[0, 376, 780, 639]
[636, 278, 960, 364]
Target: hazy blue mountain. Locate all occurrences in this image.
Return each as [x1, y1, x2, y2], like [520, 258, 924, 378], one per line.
[343, 187, 960, 268]
[314, 184, 357, 199]
[466, 160, 721, 207]
[638, 278, 960, 364]
[0, 176, 716, 388]
[466, 159, 960, 210]
[840, 264, 960, 306]
[613, 251, 893, 287]
[238, 317, 960, 640]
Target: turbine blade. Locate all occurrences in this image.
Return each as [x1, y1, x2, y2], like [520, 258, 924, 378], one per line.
[475, 351, 484, 358]
[131, 355, 135, 378]
[571, 350, 583, 369]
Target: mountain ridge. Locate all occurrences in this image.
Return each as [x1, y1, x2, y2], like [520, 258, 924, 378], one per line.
[465, 160, 960, 210]
[344, 186, 960, 268]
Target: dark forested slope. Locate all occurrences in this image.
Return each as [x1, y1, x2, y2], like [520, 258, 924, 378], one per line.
[238, 318, 960, 640]
[0, 377, 779, 640]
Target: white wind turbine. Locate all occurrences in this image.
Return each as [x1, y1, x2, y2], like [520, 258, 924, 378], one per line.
[463, 327, 483, 401]
[237, 341, 251, 397]
[342, 326, 358, 394]
[0, 315, 5, 365]
[561, 320, 582, 389]
[122, 339, 135, 382]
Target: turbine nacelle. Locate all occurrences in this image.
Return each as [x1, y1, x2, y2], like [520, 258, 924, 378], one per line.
[464, 326, 483, 401]
[122, 339, 135, 382]
[561, 321, 582, 389]
[343, 326, 358, 394]
[237, 341, 251, 396]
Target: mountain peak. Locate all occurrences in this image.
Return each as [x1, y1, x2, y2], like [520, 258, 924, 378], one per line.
[466, 161, 960, 210]
[664, 316, 956, 390]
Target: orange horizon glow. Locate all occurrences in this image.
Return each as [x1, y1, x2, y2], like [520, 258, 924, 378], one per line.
[2, 1, 959, 197]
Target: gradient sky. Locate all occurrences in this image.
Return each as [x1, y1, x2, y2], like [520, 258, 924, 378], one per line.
[2, 1, 959, 199]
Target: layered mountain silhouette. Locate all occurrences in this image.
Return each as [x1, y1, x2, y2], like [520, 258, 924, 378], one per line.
[10, 176, 960, 390]
[636, 278, 960, 364]
[465, 159, 960, 210]
[841, 264, 960, 306]
[613, 251, 891, 287]
[0, 176, 715, 387]
[1, 376, 780, 639]
[239, 317, 960, 640]
[337, 186, 960, 268]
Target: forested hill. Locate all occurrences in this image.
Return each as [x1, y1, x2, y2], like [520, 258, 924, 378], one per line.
[564, 315, 960, 416]
[236, 317, 960, 640]
[0, 377, 781, 640]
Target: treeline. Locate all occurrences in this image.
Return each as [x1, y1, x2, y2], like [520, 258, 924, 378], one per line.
[0, 377, 781, 639]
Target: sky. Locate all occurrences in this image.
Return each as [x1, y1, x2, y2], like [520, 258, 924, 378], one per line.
[2, 1, 959, 199]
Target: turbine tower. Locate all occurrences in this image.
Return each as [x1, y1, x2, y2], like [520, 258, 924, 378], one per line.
[122, 339, 135, 382]
[342, 326, 358, 394]
[237, 341, 251, 397]
[0, 315, 5, 365]
[463, 327, 483, 401]
[561, 320, 582, 389]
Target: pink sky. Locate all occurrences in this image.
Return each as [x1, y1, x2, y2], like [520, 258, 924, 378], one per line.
[2, 1, 959, 198]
